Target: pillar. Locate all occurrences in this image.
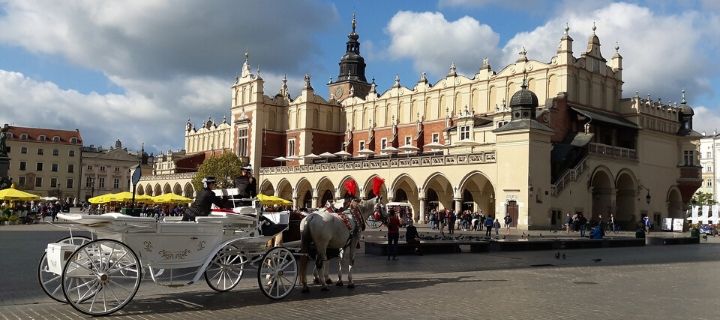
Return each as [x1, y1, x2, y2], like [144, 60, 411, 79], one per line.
[419, 198, 426, 223]
[454, 198, 462, 213]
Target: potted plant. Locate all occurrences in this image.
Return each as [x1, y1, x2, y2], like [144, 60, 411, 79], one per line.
[7, 214, 19, 225]
[0, 215, 7, 225]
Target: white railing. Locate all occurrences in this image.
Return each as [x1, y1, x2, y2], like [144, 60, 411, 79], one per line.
[260, 151, 496, 175]
[551, 156, 588, 196]
[139, 172, 195, 181]
[589, 143, 637, 160]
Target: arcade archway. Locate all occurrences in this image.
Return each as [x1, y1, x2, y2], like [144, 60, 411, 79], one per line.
[667, 188, 683, 219]
[591, 168, 613, 222]
[173, 183, 182, 195]
[458, 171, 495, 216]
[183, 183, 194, 198]
[260, 180, 275, 196]
[615, 171, 637, 227]
[423, 173, 453, 211]
[296, 179, 313, 209]
[316, 177, 336, 208]
[390, 174, 420, 221]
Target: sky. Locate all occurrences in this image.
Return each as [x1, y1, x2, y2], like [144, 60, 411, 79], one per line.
[1, 0, 719, 154]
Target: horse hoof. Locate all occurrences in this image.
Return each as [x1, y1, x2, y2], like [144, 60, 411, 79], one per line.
[347, 283, 355, 289]
[313, 278, 320, 285]
[336, 281, 344, 287]
[321, 287, 329, 292]
[325, 279, 333, 285]
[301, 287, 309, 293]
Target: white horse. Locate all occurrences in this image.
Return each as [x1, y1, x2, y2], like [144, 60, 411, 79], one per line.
[299, 197, 385, 292]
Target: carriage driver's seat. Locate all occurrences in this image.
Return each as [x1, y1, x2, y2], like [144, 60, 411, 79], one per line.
[259, 215, 288, 237]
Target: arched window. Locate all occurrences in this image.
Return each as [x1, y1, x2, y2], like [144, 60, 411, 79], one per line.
[52, 136, 60, 142]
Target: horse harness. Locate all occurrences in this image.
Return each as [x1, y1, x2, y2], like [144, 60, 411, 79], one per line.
[332, 208, 364, 250]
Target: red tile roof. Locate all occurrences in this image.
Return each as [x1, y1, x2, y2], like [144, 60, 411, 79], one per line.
[6, 125, 83, 145]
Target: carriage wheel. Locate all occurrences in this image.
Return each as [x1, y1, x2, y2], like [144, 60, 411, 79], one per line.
[205, 244, 246, 292]
[366, 216, 383, 229]
[257, 247, 297, 300]
[62, 239, 141, 316]
[38, 236, 92, 303]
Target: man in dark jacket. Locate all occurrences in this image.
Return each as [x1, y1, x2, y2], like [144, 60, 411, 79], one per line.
[182, 177, 227, 221]
[234, 167, 257, 198]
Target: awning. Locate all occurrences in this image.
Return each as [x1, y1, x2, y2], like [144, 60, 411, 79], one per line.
[571, 106, 639, 129]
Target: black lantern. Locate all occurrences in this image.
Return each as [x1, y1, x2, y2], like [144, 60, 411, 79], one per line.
[645, 190, 651, 204]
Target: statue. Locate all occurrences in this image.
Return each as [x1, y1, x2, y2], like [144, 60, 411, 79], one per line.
[0, 124, 8, 157]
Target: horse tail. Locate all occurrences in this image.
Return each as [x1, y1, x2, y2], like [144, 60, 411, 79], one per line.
[300, 213, 315, 253]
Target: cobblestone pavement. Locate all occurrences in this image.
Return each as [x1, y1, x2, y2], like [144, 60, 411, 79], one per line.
[2, 224, 719, 319]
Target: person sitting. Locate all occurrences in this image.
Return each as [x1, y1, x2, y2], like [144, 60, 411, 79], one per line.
[405, 220, 422, 255]
[589, 222, 604, 239]
[182, 177, 228, 221]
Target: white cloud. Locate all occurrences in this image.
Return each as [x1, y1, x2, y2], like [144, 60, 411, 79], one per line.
[693, 106, 720, 135]
[0, 0, 335, 152]
[385, 11, 500, 79]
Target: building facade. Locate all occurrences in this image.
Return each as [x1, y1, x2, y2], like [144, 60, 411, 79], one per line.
[138, 18, 702, 230]
[697, 132, 718, 199]
[79, 140, 142, 201]
[4, 125, 83, 202]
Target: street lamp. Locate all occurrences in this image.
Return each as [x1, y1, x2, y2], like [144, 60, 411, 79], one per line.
[638, 184, 651, 204]
[90, 177, 95, 198]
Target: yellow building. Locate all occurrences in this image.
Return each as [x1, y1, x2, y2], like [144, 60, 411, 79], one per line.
[5, 125, 82, 202]
[139, 19, 702, 230]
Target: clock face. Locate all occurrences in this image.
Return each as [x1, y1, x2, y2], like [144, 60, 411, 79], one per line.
[335, 87, 344, 97]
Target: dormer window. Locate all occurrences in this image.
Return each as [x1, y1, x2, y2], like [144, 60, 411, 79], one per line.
[38, 135, 46, 141]
[20, 134, 28, 140]
[460, 125, 471, 140]
[52, 136, 60, 142]
[70, 137, 78, 144]
[6, 133, 12, 139]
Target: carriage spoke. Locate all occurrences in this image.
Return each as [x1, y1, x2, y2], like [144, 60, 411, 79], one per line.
[108, 279, 133, 293]
[106, 282, 123, 306]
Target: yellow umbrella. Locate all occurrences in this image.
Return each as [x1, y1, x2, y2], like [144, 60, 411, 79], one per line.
[152, 193, 192, 204]
[0, 184, 41, 201]
[135, 194, 155, 203]
[257, 194, 292, 206]
[88, 193, 114, 204]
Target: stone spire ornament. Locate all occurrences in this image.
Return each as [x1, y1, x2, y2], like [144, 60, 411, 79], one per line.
[517, 46, 528, 62]
[241, 51, 251, 78]
[448, 62, 457, 77]
[304, 74, 313, 90]
[393, 74, 401, 88]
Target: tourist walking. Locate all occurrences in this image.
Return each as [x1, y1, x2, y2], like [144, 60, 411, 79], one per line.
[504, 214, 513, 235]
[387, 209, 401, 260]
[493, 218, 501, 236]
[484, 215, 494, 237]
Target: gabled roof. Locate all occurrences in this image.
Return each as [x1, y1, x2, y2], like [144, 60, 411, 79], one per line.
[7, 125, 82, 145]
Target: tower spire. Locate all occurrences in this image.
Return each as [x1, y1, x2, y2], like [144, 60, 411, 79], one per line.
[351, 12, 356, 34]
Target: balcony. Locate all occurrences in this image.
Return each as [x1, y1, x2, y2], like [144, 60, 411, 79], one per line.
[589, 143, 637, 160]
[260, 151, 496, 175]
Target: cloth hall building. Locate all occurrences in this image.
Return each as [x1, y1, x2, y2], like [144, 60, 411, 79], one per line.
[136, 19, 702, 230]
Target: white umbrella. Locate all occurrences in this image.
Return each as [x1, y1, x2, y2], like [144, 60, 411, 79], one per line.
[319, 152, 336, 158]
[285, 155, 301, 161]
[381, 146, 399, 153]
[41, 196, 58, 201]
[358, 149, 375, 156]
[398, 145, 419, 153]
[303, 153, 322, 159]
[273, 156, 288, 162]
[423, 142, 447, 149]
[453, 140, 482, 147]
[334, 150, 351, 158]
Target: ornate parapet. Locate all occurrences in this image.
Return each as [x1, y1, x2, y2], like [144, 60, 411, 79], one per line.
[260, 151, 496, 175]
[139, 172, 196, 181]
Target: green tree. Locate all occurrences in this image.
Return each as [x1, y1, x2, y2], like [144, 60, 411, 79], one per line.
[691, 191, 716, 206]
[191, 152, 245, 191]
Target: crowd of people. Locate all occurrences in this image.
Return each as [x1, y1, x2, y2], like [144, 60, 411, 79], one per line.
[0, 200, 71, 224]
[426, 208, 512, 238]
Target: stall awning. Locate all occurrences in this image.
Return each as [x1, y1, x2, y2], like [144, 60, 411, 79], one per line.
[571, 106, 639, 129]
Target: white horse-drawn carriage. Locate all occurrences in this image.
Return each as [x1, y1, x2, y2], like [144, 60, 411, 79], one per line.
[38, 197, 297, 316]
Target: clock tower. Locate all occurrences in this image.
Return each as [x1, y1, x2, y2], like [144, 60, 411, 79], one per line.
[328, 14, 371, 101]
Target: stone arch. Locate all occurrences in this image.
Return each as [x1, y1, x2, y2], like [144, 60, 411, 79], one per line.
[145, 184, 153, 196]
[337, 175, 359, 199]
[615, 169, 637, 227]
[163, 183, 171, 195]
[458, 170, 496, 217]
[422, 173, 453, 212]
[315, 177, 336, 208]
[590, 166, 614, 222]
[260, 180, 275, 196]
[173, 183, 182, 195]
[295, 178, 313, 209]
[389, 174, 420, 221]
[666, 186, 684, 219]
[276, 179, 293, 201]
[136, 184, 145, 195]
[154, 184, 162, 196]
[183, 183, 194, 198]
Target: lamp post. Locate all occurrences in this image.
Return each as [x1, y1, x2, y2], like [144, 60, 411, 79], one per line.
[90, 177, 95, 199]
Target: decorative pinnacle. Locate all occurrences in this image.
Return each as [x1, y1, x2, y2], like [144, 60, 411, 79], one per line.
[592, 21, 596, 34]
[615, 41, 619, 52]
[521, 72, 528, 89]
[681, 89, 687, 104]
[244, 51, 249, 62]
[351, 12, 356, 34]
[564, 22, 569, 34]
[520, 46, 527, 56]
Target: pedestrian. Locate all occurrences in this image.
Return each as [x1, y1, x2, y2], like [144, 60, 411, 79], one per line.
[578, 213, 587, 237]
[484, 215, 494, 237]
[447, 210, 456, 235]
[387, 209, 401, 260]
[493, 218, 501, 236]
[566, 213, 572, 233]
[439, 209, 446, 236]
[609, 213, 616, 233]
[504, 214, 513, 235]
[405, 220, 422, 255]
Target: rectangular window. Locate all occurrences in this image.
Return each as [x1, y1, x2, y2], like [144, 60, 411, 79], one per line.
[51, 163, 58, 172]
[52, 149, 59, 156]
[404, 136, 412, 145]
[36, 162, 43, 171]
[288, 139, 296, 156]
[86, 176, 93, 188]
[381, 138, 387, 151]
[114, 167, 119, 173]
[66, 179, 74, 189]
[87, 165, 93, 170]
[69, 150, 75, 157]
[683, 150, 695, 166]
[18, 176, 26, 187]
[19, 161, 26, 171]
[50, 178, 57, 188]
[707, 152, 711, 159]
[37, 148, 43, 155]
[460, 125, 471, 140]
[35, 177, 42, 188]
[238, 128, 248, 157]
[21, 146, 27, 154]
[113, 178, 119, 189]
[100, 166, 106, 172]
[432, 133, 440, 143]
[359, 141, 366, 150]
[99, 177, 105, 188]
[68, 164, 74, 173]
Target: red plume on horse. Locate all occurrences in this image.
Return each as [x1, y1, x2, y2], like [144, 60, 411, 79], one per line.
[343, 179, 358, 198]
[371, 176, 385, 222]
